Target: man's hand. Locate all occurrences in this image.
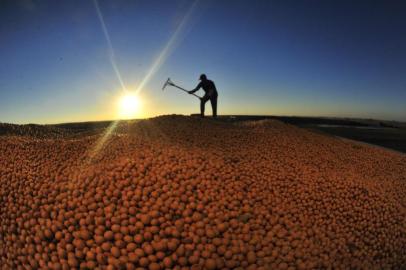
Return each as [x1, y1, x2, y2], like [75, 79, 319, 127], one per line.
[188, 90, 194, 94]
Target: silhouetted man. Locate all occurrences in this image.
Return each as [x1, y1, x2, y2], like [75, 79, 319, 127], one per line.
[188, 74, 218, 117]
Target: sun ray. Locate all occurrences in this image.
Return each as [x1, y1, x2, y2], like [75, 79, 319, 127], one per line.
[86, 120, 119, 163]
[90, 0, 127, 162]
[94, 0, 126, 92]
[135, 0, 200, 95]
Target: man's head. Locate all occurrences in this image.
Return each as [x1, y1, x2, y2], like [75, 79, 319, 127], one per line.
[199, 74, 207, 81]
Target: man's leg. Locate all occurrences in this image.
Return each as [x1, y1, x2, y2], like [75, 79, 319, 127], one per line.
[200, 95, 210, 117]
[210, 95, 217, 117]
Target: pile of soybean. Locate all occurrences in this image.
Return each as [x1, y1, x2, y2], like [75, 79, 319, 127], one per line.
[1, 115, 405, 269]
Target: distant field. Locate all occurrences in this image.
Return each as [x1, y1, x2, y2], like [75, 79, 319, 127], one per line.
[215, 115, 406, 153]
[302, 125, 406, 153]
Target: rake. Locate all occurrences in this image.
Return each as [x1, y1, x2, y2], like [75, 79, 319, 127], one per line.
[162, 78, 201, 99]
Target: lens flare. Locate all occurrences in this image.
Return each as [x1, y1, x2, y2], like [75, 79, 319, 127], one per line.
[89, 0, 199, 162]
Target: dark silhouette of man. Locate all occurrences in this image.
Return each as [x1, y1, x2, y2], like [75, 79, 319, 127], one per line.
[188, 74, 218, 117]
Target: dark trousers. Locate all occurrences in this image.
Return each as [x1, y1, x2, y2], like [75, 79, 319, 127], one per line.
[201, 93, 218, 117]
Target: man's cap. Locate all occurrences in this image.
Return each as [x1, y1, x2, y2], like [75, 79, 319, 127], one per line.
[199, 74, 207, 80]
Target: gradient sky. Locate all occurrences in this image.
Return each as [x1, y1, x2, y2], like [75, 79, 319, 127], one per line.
[1, 0, 405, 124]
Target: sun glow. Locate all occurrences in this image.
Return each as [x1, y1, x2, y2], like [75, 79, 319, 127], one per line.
[117, 92, 142, 119]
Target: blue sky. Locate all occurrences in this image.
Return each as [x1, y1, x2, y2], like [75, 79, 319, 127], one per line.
[1, 0, 405, 123]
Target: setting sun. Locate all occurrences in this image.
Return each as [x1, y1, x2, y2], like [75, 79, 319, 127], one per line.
[117, 92, 141, 119]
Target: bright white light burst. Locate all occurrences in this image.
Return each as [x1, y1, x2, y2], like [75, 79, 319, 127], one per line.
[118, 93, 141, 119]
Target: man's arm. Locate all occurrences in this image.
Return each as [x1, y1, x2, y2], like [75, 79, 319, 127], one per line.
[188, 82, 202, 94]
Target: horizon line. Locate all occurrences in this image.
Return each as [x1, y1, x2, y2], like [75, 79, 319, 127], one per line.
[1, 114, 405, 126]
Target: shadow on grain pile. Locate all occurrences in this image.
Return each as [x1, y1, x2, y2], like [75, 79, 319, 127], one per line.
[0, 115, 405, 269]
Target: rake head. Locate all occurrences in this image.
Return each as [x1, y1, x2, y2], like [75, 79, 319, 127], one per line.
[162, 78, 175, 90]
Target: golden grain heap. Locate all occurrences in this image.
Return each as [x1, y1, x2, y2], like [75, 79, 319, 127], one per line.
[0, 115, 405, 270]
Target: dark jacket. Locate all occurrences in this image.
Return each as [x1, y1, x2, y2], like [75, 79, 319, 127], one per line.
[193, 79, 218, 97]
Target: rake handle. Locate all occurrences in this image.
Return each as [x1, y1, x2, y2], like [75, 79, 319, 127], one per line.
[172, 84, 201, 99]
